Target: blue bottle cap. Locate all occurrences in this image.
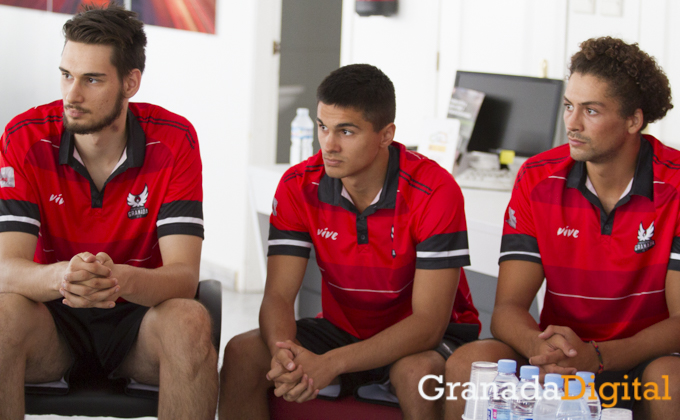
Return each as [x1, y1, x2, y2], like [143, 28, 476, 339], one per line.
[519, 365, 539, 380]
[497, 359, 517, 374]
[544, 373, 564, 388]
[576, 371, 595, 384]
[566, 380, 583, 397]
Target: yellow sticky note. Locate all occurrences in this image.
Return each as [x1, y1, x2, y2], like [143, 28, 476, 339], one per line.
[499, 150, 515, 165]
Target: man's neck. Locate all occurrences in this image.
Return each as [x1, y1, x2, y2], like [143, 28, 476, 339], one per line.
[341, 147, 391, 213]
[73, 111, 128, 168]
[586, 134, 641, 214]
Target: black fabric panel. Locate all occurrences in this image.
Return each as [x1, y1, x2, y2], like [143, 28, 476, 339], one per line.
[157, 223, 204, 239]
[268, 224, 312, 242]
[267, 245, 311, 259]
[158, 200, 203, 220]
[0, 221, 39, 236]
[0, 199, 40, 220]
[498, 253, 542, 265]
[671, 237, 680, 254]
[500, 233, 540, 254]
[416, 255, 470, 270]
[416, 231, 468, 252]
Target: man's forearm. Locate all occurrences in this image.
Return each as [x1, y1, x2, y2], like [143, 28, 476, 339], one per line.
[0, 258, 66, 302]
[599, 316, 680, 372]
[322, 312, 449, 377]
[117, 263, 198, 307]
[259, 293, 298, 356]
[490, 303, 542, 359]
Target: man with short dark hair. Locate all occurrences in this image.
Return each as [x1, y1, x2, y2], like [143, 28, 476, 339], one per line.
[445, 37, 680, 420]
[0, 5, 216, 419]
[219, 64, 480, 419]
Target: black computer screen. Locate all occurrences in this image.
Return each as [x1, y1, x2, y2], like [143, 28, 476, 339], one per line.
[454, 71, 565, 157]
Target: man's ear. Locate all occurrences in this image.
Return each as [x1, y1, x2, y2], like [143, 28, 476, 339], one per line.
[123, 69, 142, 99]
[379, 123, 396, 148]
[627, 108, 644, 134]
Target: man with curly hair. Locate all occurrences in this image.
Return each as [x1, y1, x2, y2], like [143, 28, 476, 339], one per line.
[444, 37, 679, 420]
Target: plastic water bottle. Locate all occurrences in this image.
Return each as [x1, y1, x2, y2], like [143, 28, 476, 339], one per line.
[487, 359, 519, 420]
[533, 373, 564, 420]
[510, 365, 541, 420]
[556, 380, 590, 420]
[576, 372, 601, 419]
[290, 108, 314, 165]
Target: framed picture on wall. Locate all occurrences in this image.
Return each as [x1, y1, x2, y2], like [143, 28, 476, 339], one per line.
[0, 0, 46, 10]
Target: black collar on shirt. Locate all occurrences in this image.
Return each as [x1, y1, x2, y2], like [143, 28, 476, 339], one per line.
[318, 144, 400, 215]
[59, 108, 146, 168]
[58, 108, 146, 208]
[566, 136, 653, 235]
[565, 136, 654, 201]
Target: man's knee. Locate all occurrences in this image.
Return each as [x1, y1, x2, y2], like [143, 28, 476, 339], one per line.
[151, 299, 215, 360]
[221, 330, 270, 386]
[0, 293, 46, 349]
[445, 339, 519, 381]
[641, 356, 680, 399]
[390, 351, 445, 392]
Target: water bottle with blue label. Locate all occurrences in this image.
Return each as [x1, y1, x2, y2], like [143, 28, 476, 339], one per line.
[487, 359, 519, 420]
[576, 372, 601, 419]
[510, 365, 541, 420]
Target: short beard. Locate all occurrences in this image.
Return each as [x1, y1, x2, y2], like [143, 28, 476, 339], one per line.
[63, 91, 125, 135]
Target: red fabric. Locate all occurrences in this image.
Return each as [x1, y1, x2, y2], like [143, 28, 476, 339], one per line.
[268, 389, 402, 420]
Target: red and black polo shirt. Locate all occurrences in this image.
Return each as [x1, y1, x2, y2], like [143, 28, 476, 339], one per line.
[268, 142, 480, 340]
[500, 135, 680, 341]
[0, 100, 203, 270]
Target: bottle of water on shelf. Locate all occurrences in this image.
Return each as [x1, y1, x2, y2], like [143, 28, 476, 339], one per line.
[510, 365, 541, 420]
[487, 359, 519, 420]
[290, 108, 314, 165]
[576, 371, 601, 420]
[533, 373, 564, 420]
[556, 380, 590, 420]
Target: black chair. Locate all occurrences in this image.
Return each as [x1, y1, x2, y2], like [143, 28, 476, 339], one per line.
[25, 279, 222, 418]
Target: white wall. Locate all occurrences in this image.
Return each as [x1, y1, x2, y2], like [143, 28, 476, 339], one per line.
[0, 2, 281, 290]
[341, 0, 680, 149]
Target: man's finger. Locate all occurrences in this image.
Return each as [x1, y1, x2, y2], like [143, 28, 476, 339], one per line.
[544, 331, 577, 357]
[295, 377, 317, 403]
[542, 363, 577, 376]
[272, 365, 304, 385]
[70, 277, 118, 290]
[283, 374, 309, 401]
[274, 348, 296, 371]
[529, 349, 567, 367]
[61, 288, 116, 309]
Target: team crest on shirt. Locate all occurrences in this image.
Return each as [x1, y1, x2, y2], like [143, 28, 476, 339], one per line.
[0, 166, 15, 188]
[634, 221, 655, 253]
[506, 207, 517, 229]
[127, 185, 149, 219]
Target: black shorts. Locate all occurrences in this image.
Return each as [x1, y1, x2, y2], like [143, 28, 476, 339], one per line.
[44, 299, 149, 383]
[295, 318, 479, 398]
[595, 354, 680, 409]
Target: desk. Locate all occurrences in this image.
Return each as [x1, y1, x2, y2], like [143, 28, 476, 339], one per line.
[247, 164, 539, 337]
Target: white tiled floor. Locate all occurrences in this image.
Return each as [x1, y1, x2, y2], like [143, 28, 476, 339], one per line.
[26, 287, 263, 420]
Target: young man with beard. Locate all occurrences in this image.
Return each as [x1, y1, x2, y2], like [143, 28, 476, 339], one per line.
[220, 64, 480, 420]
[0, 5, 216, 419]
[444, 37, 680, 420]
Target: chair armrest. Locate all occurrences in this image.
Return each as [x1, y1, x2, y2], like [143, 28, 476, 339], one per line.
[195, 279, 222, 352]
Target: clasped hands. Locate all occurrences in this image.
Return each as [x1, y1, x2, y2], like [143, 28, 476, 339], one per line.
[528, 325, 600, 376]
[266, 340, 338, 403]
[59, 251, 120, 308]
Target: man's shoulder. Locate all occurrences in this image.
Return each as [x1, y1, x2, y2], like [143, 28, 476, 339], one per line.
[2, 101, 64, 155]
[4, 100, 63, 137]
[647, 135, 680, 188]
[514, 144, 572, 191]
[129, 103, 198, 149]
[395, 143, 459, 197]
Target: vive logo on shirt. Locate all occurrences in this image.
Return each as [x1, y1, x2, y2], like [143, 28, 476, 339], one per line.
[127, 184, 149, 219]
[317, 227, 338, 240]
[634, 221, 655, 253]
[50, 194, 64, 205]
[557, 226, 579, 238]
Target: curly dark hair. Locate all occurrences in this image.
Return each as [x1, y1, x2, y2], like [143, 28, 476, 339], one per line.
[63, 3, 147, 80]
[569, 36, 672, 130]
[317, 64, 396, 132]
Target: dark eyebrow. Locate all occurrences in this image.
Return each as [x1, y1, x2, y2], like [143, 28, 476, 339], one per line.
[317, 118, 359, 129]
[563, 95, 605, 108]
[58, 67, 107, 78]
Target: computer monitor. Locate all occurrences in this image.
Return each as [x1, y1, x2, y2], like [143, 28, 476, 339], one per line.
[454, 71, 565, 158]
